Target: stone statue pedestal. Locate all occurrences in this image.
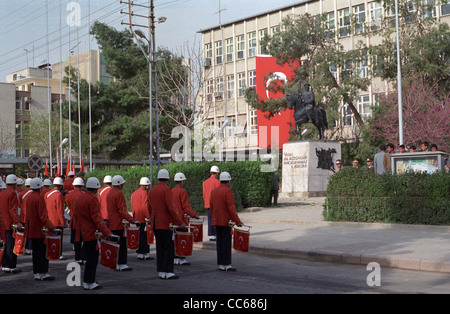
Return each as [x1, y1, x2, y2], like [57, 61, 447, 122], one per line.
[281, 140, 341, 197]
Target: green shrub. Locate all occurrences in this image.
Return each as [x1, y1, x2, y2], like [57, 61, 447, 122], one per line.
[324, 168, 450, 225]
[86, 161, 274, 214]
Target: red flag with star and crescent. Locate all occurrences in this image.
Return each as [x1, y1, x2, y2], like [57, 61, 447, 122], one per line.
[174, 232, 194, 257]
[100, 240, 120, 270]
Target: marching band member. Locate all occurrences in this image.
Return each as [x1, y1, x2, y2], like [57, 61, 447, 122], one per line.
[45, 177, 66, 260]
[63, 171, 75, 194]
[40, 179, 52, 197]
[18, 178, 33, 255]
[172, 172, 199, 266]
[148, 169, 186, 280]
[106, 175, 136, 271]
[25, 178, 57, 281]
[131, 177, 152, 261]
[66, 177, 86, 264]
[0, 174, 23, 273]
[98, 175, 112, 224]
[202, 166, 221, 241]
[75, 177, 113, 290]
[210, 172, 243, 272]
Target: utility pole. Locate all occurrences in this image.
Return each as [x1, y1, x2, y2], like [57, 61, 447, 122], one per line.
[120, 0, 161, 187]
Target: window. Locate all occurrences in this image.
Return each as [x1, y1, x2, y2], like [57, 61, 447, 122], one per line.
[225, 38, 234, 62]
[259, 29, 269, 54]
[442, 1, 450, 15]
[16, 97, 22, 113]
[423, 0, 436, 17]
[206, 79, 214, 102]
[357, 95, 371, 121]
[356, 53, 368, 78]
[249, 110, 257, 135]
[248, 32, 257, 57]
[330, 63, 338, 80]
[215, 41, 223, 65]
[369, 1, 382, 31]
[353, 4, 366, 34]
[205, 43, 212, 58]
[227, 74, 235, 99]
[325, 12, 336, 40]
[248, 70, 256, 88]
[343, 105, 352, 126]
[215, 77, 224, 101]
[15, 121, 22, 139]
[236, 35, 245, 59]
[238, 72, 246, 97]
[16, 148, 21, 158]
[270, 25, 280, 35]
[341, 61, 353, 80]
[338, 8, 351, 37]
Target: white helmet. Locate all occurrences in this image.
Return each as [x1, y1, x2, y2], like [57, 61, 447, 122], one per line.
[210, 165, 220, 173]
[157, 169, 170, 180]
[25, 178, 33, 186]
[0, 181, 6, 189]
[103, 175, 113, 183]
[17, 178, 24, 185]
[68, 171, 75, 177]
[73, 177, 84, 186]
[43, 179, 52, 186]
[112, 175, 126, 186]
[30, 178, 43, 189]
[86, 177, 101, 189]
[140, 177, 150, 185]
[219, 171, 232, 182]
[5, 174, 17, 184]
[53, 177, 64, 186]
[174, 172, 186, 181]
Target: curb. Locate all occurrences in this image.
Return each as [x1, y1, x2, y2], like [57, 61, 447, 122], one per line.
[194, 240, 450, 274]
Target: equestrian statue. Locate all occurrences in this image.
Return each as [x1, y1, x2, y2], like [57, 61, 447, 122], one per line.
[286, 80, 328, 140]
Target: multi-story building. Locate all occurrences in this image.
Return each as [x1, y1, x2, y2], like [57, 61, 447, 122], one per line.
[199, 0, 450, 155]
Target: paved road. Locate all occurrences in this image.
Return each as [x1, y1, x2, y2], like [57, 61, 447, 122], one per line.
[1, 235, 449, 296]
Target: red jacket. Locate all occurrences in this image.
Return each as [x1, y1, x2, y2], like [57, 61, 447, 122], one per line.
[45, 188, 66, 227]
[18, 188, 33, 222]
[65, 188, 84, 229]
[210, 184, 242, 227]
[40, 186, 51, 198]
[202, 175, 221, 209]
[0, 186, 21, 231]
[97, 186, 111, 220]
[172, 185, 197, 224]
[106, 187, 133, 231]
[75, 190, 111, 242]
[148, 182, 183, 230]
[63, 177, 74, 193]
[25, 190, 55, 239]
[131, 186, 150, 223]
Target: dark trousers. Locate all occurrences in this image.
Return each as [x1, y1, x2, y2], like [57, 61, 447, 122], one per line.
[82, 240, 99, 284]
[137, 223, 149, 254]
[112, 230, 127, 265]
[31, 238, 49, 274]
[216, 226, 232, 265]
[154, 229, 174, 273]
[2, 230, 17, 269]
[71, 228, 86, 261]
[268, 189, 279, 206]
[207, 209, 216, 236]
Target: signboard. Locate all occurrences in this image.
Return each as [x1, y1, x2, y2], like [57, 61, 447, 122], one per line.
[391, 151, 447, 174]
[27, 155, 43, 172]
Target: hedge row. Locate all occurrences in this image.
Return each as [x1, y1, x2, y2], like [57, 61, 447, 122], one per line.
[86, 161, 274, 214]
[323, 168, 450, 225]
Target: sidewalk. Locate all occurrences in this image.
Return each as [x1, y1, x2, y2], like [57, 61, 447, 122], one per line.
[195, 197, 450, 273]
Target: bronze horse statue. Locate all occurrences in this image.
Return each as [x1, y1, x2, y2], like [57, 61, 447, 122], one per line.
[286, 91, 328, 140]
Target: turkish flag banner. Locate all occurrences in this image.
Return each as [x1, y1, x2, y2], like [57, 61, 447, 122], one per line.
[46, 236, 61, 260]
[13, 231, 26, 256]
[100, 240, 120, 270]
[174, 232, 194, 257]
[127, 227, 139, 250]
[233, 229, 250, 252]
[190, 223, 203, 243]
[146, 225, 154, 244]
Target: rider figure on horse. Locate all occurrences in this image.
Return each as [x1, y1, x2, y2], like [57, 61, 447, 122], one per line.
[297, 81, 316, 123]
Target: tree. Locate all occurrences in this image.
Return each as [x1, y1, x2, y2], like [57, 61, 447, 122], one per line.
[366, 76, 450, 152]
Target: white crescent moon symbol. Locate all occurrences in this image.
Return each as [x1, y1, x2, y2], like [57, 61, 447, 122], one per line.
[181, 240, 186, 248]
[266, 72, 287, 103]
[106, 249, 111, 260]
[239, 236, 244, 245]
[51, 243, 57, 252]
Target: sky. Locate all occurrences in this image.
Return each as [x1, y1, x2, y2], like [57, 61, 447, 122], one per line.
[0, 0, 301, 82]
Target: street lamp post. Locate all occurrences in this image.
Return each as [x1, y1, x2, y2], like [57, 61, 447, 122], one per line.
[56, 138, 68, 177]
[395, 0, 404, 145]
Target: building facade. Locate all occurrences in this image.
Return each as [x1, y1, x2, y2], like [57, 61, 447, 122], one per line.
[199, 0, 450, 154]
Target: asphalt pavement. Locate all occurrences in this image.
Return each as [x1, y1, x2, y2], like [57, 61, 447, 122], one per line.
[196, 196, 450, 274]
